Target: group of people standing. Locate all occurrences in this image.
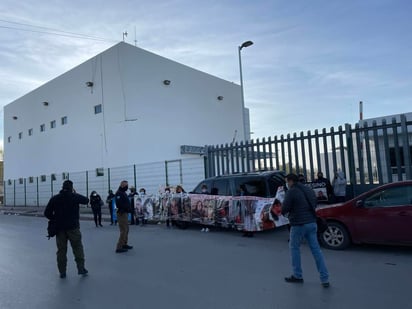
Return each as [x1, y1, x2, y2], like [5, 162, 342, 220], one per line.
[44, 180, 136, 278]
[297, 171, 347, 203]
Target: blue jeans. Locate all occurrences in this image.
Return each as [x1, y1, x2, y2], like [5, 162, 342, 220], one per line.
[289, 222, 329, 283]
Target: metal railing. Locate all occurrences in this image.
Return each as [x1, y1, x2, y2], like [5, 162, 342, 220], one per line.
[205, 115, 412, 197]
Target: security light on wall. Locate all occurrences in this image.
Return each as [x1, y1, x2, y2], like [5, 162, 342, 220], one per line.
[163, 80, 171, 86]
[217, 96, 224, 101]
[86, 81, 94, 87]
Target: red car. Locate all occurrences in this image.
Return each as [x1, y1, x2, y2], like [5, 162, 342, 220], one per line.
[317, 181, 412, 250]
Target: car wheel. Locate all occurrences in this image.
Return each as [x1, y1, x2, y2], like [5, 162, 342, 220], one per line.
[320, 222, 350, 250]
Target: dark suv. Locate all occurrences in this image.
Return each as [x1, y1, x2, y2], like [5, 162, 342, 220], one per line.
[192, 171, 286, 197]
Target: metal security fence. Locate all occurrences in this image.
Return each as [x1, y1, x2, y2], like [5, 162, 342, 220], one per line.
[4, 157, 205, 207]
[205, 114, 412, 197]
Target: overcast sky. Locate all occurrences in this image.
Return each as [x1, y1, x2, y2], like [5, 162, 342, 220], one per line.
[1, 0, 411, 148]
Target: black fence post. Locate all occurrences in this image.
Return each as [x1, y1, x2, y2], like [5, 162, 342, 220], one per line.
[371, 121, 383, 184]
[345, 123, 356, 197]
[401, 114, 412, 180]
[392, 118, 402, 180]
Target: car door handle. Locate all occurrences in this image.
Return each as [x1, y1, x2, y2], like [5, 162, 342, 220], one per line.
[398, 211, 408, 216]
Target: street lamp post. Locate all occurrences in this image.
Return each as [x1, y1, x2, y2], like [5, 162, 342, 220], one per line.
[238, 40, 253, 142]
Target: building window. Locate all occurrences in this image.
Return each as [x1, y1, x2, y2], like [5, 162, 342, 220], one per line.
[7, 136, 11, 143]
[61, 116, 68, 125]
[62, 173, 69, 180]
[41, 175, 47, 182]
[50, 120, 56, 129]
[7, 180, 12, 186]
[96, 168, 104, 177]
[40, 124, 46, 132]
[19, 178, 24, 185]
[51, 174, 57, 181]
[29, 177, 34, 184]
[94, 104, 102, 114]
[28, 129, 33, 136]
[18, 132, 23, 139]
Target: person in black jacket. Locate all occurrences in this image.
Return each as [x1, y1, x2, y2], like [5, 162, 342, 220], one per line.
[44, 180, 89, 279]
[90, 191, 103, 227]
[281, 174, 330, 288]
[106, 190, 115, 225]
[115, 180, 133, 253]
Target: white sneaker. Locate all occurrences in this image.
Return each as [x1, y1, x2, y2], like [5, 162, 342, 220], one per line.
[205, 228, 209, 233]
[201, 228, 205, 232]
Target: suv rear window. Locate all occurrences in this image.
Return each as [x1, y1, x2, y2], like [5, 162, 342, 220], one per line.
[210, 179, 230, 196]
[234, 177, 267, 197]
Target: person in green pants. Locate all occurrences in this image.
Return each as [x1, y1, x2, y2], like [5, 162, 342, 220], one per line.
[44, 180, 89, 278]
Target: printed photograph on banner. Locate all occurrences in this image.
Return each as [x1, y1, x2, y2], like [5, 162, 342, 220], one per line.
[135, 197, 144, 219]
[243, 199, 257, 232]
[160, 195, 171, 220]
[307, 182, 329, 203]
[143, 197, 154, 220]
[215, 197, 231, 227]
[170, 196, 181, 220]
[253, 199, 272, 231]
[204, 197, 217, 224]
[191, 195, 207, 223]
[182, 195, 191, 221]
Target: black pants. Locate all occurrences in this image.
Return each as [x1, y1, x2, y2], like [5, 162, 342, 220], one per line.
[130, 207, 136, 224]
[92, 207, 102, 226]
[108, 204, 114, 224]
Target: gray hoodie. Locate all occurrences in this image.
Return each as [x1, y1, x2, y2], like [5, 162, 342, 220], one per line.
[333, 171, 346, 197]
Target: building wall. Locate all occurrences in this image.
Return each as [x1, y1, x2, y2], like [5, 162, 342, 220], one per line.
[4, 42, 245, 181]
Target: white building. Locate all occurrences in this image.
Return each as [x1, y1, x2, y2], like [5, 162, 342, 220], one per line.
[3, 42, 250, 205]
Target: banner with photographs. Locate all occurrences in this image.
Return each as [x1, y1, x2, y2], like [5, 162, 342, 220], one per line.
[129, 187, 290, 232]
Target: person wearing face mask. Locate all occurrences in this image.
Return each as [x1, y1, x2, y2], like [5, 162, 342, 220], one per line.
[115, 180, 133, 253]
[200, 184, 209, 195]
[90, 191, 103, 227]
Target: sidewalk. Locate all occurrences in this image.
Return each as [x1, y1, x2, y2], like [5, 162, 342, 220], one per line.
[0, 205, 112, 222]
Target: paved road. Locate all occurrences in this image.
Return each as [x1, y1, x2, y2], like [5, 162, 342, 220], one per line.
[0, 215, 411, 309]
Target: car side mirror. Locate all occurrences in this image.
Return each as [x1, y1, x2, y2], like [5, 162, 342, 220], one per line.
[356, 200, 364, 208]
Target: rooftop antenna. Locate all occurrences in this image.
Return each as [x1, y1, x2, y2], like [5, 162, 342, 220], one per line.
[134, 26, 137, 46]
[122, 31, 128, 42]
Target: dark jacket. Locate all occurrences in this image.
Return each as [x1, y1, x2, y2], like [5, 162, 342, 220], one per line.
[106, 193, 115, 205]
[281, 183, 317, 226]
[44, 190, 89, 231]
[115, 188, 131, 213]
[90, 194, 102, 210]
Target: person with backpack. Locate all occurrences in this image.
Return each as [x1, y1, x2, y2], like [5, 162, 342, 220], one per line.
[90, 191, 103, 227]
[44, 180, 89, 279]
[281, 173, 330, 288]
